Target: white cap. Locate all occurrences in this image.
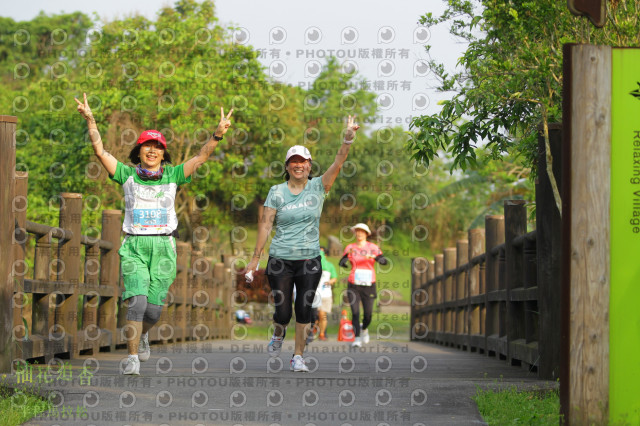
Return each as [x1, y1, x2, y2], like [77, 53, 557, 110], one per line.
[285, 145, 312, 162]
[351, 223, 371, 235]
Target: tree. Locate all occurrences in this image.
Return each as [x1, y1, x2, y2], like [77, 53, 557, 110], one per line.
[1, 1, 298, 243]
[0, 12, 96, 224]
[407, 0, 640, 205]
[3, 1, 478, 255]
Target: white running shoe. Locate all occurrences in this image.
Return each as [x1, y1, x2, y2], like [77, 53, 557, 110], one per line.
[268, 329, 286, 357]
[351, 337, 362, 348]
[290, 355, 310, 372]
[123, 356, 140, 375]
[139, 332, 150, 362]
[362, 329, 370, 344]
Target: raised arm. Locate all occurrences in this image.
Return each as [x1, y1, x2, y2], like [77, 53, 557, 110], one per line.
[75, 93, 117, 176]
[183, 107, 233, 178]
[245, 206, 276, 277]
[322, 115, 360, 192]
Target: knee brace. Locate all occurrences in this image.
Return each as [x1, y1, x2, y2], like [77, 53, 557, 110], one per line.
[126, 295, 148, 322]
[143, 303, 163, 326]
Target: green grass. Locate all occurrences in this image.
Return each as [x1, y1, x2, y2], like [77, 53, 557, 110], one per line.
[473, 385, 562, 425]
[0, 385, 53, 426]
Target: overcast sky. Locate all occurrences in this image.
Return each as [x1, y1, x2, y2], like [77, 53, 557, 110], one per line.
[3, 0, 467, 130]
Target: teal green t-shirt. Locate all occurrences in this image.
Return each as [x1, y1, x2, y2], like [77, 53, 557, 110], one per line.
[264, 176, 327, 260]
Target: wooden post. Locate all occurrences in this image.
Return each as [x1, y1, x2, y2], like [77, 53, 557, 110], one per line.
[455, 240, 468, 345]
[0, 115, 17, 373]
[485, 216, 505, 292]
[57, 192, 83, 358]
[504, 200, 527, 365]
[410, 258, 421, 338]
[427, 260, 435, 335]
[99, 210, 121, 351]
[468, 228, 485, 351]
[456, 240, 468, 301]
[12, 172, 28, 341]
[537, 124, 563, 380]
[434, 253, 443, 338]
[83, 241, 100, 355]
[561, 44, 611, 425]
[443, 247, 456, 343]
[443, 248, 456, 303]
[485, 215, 504, 357]
[410, 257, 428, 341]
[32, 231, 53, 343]
[523, 234, 538, 351]
[427, 260, 435, 281]
[34, 233, 52, 282]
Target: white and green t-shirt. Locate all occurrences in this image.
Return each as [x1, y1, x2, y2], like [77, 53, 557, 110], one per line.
[264, 176, 327, 260]
[110, 162, 191, 235]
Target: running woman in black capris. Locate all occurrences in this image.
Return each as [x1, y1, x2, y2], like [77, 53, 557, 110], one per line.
[246, 116, 360, 372]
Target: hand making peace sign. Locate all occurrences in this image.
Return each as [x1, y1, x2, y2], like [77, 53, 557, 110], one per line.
[74, 93, 95, 123]
[344, 115, 360, 143]
[214, 107, 234, 138]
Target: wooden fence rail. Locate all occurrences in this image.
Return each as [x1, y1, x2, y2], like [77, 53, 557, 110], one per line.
[1, 115, 233, 372]
[411, 125, 563, 379]
[411, 202, 542, 371]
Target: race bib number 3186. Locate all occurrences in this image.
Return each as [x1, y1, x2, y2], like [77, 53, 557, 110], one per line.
[134, 209, 168, 227]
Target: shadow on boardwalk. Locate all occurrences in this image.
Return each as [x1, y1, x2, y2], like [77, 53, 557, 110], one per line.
[11, 337, 554, 426]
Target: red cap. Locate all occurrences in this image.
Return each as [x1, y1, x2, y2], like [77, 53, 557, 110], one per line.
[137, 130, 167, 148]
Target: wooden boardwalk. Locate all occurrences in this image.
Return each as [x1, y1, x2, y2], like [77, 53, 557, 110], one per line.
[7, 337, 555, 426]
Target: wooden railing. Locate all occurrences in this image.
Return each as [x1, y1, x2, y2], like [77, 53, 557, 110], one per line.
[411, 126, 563, 379]
[1, 115, 233, 371]
[411, 201, 541, 368]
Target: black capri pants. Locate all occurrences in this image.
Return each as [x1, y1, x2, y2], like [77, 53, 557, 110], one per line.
[266, 256, 322, 325]
[347, 282, 377, 337]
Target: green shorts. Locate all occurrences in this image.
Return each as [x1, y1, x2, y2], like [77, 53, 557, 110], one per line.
[118, 235, 177, 305]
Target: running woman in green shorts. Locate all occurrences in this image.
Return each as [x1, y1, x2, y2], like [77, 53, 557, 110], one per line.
[75, 93, 233, 375]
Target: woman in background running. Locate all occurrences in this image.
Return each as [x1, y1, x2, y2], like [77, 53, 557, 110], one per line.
[340, 223, 388, 348]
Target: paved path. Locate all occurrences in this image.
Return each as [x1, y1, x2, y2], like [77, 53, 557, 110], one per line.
[11, 337, 554, 426]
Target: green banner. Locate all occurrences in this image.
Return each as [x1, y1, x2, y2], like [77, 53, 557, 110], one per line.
[610, 48, 640, 423]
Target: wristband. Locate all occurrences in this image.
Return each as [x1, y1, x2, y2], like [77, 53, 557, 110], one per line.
[343, 138, 354, 145]
[213, 134, 223, 141]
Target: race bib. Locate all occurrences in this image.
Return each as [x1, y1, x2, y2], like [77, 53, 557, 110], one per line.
[320, 283, 333, 298]
[319, 270, 331, 285]
[319, 270, 333, 298]
[354, 269, 373, 286]
[312, 288, 323, 308]
[133, 208, 168, 227]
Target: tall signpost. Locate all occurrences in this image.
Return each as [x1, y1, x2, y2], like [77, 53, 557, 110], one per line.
[563, 2, 640, 423]
[562, 43, 611, 426]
